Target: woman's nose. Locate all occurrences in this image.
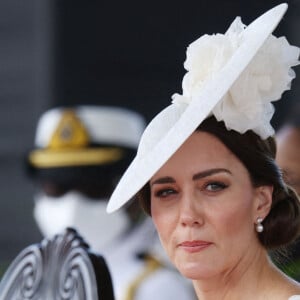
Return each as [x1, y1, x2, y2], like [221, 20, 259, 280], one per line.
[179, 192, 204, 227]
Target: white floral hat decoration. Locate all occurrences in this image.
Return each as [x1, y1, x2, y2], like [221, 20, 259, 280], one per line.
[107, 3, 300, 213]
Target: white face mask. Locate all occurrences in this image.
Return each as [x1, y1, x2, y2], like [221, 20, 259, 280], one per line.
[33, 191, 130, 251]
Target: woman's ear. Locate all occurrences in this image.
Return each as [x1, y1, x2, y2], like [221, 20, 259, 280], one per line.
[253, 185, 273, 220]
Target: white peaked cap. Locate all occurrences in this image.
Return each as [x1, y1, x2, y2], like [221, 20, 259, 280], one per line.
[34, 105, 146, 149]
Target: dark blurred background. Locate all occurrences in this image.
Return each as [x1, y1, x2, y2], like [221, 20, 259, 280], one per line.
[0, 0, 299, 269]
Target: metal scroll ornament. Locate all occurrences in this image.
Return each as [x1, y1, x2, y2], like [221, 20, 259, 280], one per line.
[0, 228, 100, 300]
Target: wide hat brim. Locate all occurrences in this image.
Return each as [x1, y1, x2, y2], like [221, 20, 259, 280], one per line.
[107, 3, 288, 213]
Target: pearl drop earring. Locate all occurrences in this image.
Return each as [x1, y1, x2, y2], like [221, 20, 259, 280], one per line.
[256, 217, 264, 233]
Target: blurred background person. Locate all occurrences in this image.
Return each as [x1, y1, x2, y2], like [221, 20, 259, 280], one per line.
[275, 102, 300, 281]
[25, 104, 196, 300]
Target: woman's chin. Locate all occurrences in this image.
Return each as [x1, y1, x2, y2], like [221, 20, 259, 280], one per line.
[176, 261, 215, 280]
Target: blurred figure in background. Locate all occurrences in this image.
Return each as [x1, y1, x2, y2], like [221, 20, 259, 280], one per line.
[25, 105, 196, 300]
[276, 102, 300, 281]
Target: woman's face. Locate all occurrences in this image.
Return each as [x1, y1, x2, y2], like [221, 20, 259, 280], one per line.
[150, 131, 269, 280]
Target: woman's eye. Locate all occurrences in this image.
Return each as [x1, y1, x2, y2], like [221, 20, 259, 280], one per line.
[155, 188, 176, 198]
[205, 182, 228, 192]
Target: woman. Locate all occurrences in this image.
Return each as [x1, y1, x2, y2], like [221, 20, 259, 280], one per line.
[107, 3, 300, 299]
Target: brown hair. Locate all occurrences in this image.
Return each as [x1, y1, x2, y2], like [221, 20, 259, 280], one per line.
[137, 116, 300, 250]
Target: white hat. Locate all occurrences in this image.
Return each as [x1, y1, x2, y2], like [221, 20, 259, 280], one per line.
[107, 3, 300, 213]
[28, 105, 146, 168]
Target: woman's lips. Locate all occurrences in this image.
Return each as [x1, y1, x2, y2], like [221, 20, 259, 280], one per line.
[178, 240, 212, 253]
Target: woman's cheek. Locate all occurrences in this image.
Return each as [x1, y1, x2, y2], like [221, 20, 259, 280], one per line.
[152, 207, 177, 249]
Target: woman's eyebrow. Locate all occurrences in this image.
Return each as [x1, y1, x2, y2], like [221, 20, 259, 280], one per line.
[151, 176, 175, 186]
[192, 168, 231, 180]
[151, 168, 231, 186]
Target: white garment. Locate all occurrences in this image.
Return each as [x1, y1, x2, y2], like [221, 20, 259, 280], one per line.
[289, 296, 300, 300]
[34, 191, 129, 250]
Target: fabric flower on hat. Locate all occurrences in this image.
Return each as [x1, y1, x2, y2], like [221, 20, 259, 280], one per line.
[172, 17, 300, 139]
